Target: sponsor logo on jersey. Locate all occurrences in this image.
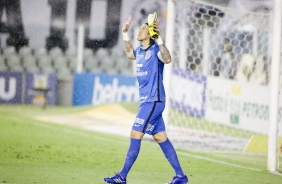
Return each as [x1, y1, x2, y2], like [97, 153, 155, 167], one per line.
[146, 124, 154, 132]
[136, 71, 148, 76]
[134, 118, 144, 127]
[136, 65, 148, 76]
[140, 96, 148, 100]
[145, 50, 151, 60]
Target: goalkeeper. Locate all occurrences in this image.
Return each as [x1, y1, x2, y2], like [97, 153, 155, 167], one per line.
[104, 13, 188, 184]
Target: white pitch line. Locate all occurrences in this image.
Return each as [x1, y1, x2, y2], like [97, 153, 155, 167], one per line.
[178, 151, 262, 172]
[243, 135, 254, 152]
[10, 116, 282, 176]
[269, 171, 282, 177]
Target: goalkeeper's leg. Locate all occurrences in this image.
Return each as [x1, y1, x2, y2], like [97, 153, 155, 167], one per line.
[155, 132, 188, 183]
[154, 132, 186, 177]
[104, 130, 144, 183]
[118, 134, 143, 179]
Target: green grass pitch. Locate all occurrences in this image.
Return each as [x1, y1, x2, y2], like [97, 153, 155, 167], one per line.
[0, 104, 281, 184]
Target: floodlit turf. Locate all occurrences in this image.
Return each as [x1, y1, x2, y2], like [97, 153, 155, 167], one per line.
[0, 104, 281, 184]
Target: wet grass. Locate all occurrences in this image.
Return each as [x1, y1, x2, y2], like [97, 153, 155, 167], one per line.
[0, 104, 281, 183]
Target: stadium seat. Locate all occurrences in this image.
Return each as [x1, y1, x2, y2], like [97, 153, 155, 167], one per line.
[111, 47, 124, 58]
[19, 46, 32, 58]
[0, 65, 8, 71]
[41, 65, 56, 74]
[100, 57, 114, 73]
[49, 47, 63, 60]
[84, 57, 100, 72]
[95, 48, 109, 60]
[6, 55, 21, 68]
[83, 48, 94, 60]
[22, 55, 38, 72]
[37, 56, 54, 73]
[3, 46, 16, 58]
[26, 65, 39, 73]
[34, 48, 48, 59]
[38, 56, 52, 67]
[89, 66, 102, 73]
[115, 56, 127, 74]
[53, 56, 68, 70]
[65, 48, 76, 58]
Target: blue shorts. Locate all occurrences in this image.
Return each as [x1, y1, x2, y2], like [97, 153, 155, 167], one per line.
[132, 101, 166, 135]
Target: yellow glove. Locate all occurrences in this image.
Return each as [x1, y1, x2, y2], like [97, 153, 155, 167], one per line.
[147, 12, 159, 39]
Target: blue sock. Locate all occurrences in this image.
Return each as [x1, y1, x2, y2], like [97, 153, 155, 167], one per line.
[119, 138, 141, 179]
[159, 139, 185, 177]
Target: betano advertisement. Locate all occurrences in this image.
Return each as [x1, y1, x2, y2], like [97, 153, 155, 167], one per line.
[72, 73, 139, 106]
[205, 76, 282, 135]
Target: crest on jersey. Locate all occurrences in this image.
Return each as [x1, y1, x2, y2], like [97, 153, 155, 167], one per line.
[145, 50, 151, 60]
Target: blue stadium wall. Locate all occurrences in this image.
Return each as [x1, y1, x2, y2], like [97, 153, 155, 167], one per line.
[72, 72, 139, 106]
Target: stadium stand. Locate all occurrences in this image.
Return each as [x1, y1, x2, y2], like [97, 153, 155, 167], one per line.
[0, 43, 270, 87]
[0, 45, 134, 78]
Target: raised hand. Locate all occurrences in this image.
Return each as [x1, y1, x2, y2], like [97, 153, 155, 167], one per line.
[122, 15, 132, 33]
[154, 21, 161, 37]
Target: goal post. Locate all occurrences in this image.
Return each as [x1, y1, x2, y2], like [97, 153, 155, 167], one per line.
[163, 0, 175, 129]
[268, 0, 281, 172]
[164, 0, 281, 172]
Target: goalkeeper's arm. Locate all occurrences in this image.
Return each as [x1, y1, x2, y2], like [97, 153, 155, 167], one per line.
[122, 16, 135, 60]
[147, 13, 172, 64]
[154, 26, 172, 64]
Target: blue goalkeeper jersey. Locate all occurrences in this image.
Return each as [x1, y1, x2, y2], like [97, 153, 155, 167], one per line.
[133, 43, 166, 103]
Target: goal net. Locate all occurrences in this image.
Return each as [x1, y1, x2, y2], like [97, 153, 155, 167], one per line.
[165, 0, 281, 160]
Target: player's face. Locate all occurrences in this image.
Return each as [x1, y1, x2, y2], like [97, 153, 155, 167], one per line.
[137, 24, 150, 41]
